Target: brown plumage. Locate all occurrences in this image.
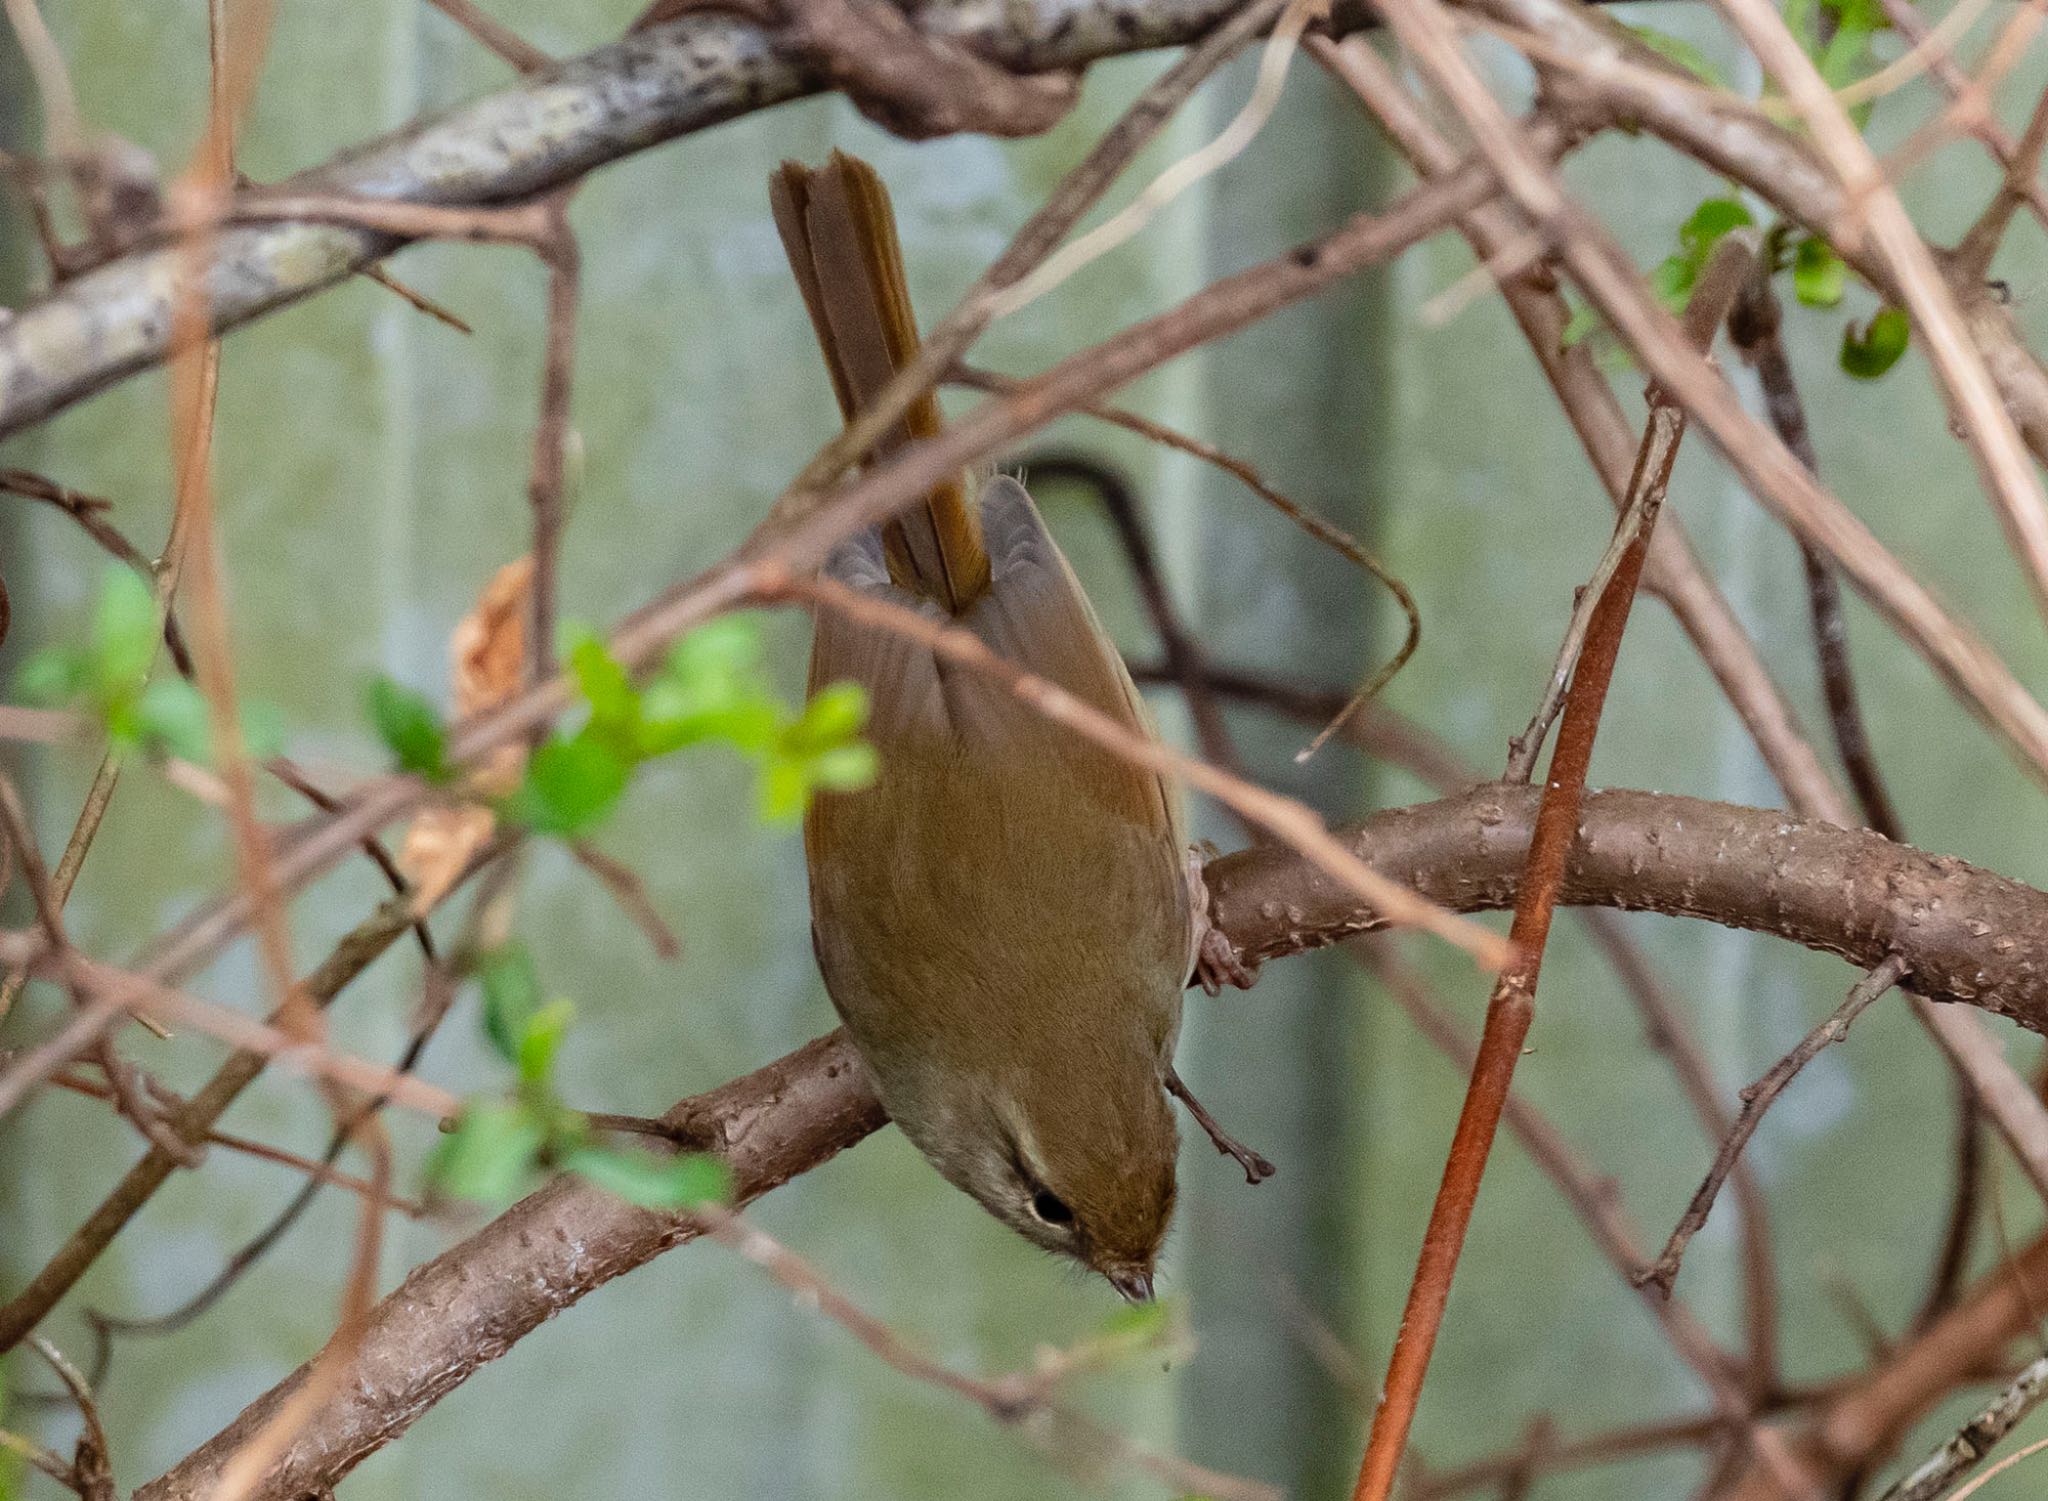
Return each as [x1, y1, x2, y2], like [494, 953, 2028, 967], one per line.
[773, 153, 1192, 1294]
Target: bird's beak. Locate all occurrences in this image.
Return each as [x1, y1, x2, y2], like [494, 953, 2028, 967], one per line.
[1105, 1265, 1155, 1304]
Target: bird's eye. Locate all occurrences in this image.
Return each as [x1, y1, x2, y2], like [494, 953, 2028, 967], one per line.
[1030, 1189, 1074, 1226]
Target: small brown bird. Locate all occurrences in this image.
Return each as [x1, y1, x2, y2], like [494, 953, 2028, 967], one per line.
[773, 153, 1195, 1300]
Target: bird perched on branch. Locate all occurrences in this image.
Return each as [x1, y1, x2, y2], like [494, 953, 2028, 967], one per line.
[773, 151, 1233, 1301]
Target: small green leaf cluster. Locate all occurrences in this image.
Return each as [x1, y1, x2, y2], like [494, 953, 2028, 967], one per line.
[1597, 8, 1909, 382]
[1788, 0, 1891, 100]
[366, 617, 877, 837]
[1561, 198, 1755, 349]
[427, 942, 734, 1211]
[12, 566, 280, 763]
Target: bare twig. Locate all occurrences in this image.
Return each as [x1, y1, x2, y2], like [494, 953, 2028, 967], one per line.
[42, 1071, 422, 1216]
[568, 842, 681, 960]
[699, 1208, 1277, 1501]
[768, 0, 1291, 520]
[981, 0, 1322, 319]
[0, 877, 461, 1351]
[1876, 0, 2048, 240]
[1343, 125, 1749, 1493]
[1360, 944, 1804, 1486]
[424, 0, 550, 72]
[1641, 955, 1910, 1295]
[1877, 1353, 2048, 1501]
[2, 0, 85, 167]
[526, 192, 579, 686]
[0, 468, 195, 672]
[1501, 234, 1753, 782]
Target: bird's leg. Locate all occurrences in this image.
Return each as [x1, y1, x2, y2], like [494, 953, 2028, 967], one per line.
[1164, 1065, 1275, 1184]
[1186, 844, 1260, 996]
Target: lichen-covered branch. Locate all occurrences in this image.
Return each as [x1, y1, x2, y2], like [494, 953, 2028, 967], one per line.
[0, 0, 1295, 438]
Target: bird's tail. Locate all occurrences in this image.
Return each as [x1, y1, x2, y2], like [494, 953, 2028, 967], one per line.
[769, 151, 990, 615]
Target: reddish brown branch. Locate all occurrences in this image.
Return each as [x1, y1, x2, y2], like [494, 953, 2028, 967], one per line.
[1344, 147, 1750, 1496]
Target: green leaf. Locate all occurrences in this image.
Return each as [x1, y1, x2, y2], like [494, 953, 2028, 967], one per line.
[791, 682, 869, 750]
[666, 618, 760, 687]
[137, 676, 212, 762]
[757, 757, 812, 824]
[479, 944, 542, 1065]
[505, 733, 631, 835]
[517, 998, 576, 1087]
[1099, 1297, 1172, 1343]
[89, 566, 159, 695]
[564, 1146, 733, 1210]
[1792, 236, 1847, 308]
[13, 646, 87, 706]
[1678, 197, 1753, 256]
[807, 742, 878, 793]
[1651, 256, 1694, 314]
[1560, 302, 1602, 348]
[1623, 23, 1724, 86]
[429, 1101, 548, 1203]
[367, 676, 449, 781]
[567, 628, 638, 739]
[1841, 306, 1910, 379]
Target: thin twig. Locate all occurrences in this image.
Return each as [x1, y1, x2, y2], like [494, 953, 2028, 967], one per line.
[42, 1070, 422, 1216]
[766, 0, 1291, 524]
[0, 872, 470, 1351]
[567, 842, 680, 960]
[1414, 1412, 1728, 1500]
[1877, 1352, 2048, 1501]
[1359, 944, 1793, 1476]
[698, 1207, 1276, 1501]
[982, 0, 1323, 319]
[1344, 140, 1749, 1496]
[1641, 955, 1910, 1295]
[1504, 231, 1756, 784]
[1953, 78, 2048, 281]
[424, 0, 550, 71]
[0, 468, 195, 674]
[1, 0, 85, 167]
[1876, 0, 2048, 240]
[526, 193, 579, 688]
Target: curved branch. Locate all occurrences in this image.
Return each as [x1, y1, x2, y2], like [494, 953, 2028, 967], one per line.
[137, 787, 2048, 1500]
[1208, 786, 2048, 1031]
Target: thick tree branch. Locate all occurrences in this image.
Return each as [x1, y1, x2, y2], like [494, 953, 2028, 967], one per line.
[1202, 786, 2048, 1031]
[130, 787, 2048, 1499]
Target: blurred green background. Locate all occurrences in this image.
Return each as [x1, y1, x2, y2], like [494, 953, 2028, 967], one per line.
[7, 3, 2048, 1497]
